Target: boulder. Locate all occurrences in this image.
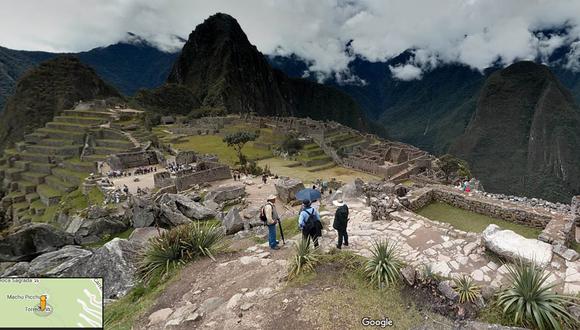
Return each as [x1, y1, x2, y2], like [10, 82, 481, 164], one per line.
[401, 266, 416, 286]
[158, 194, 216, 221]
[130, 196, 157, 228]
[205, 184, 246, 204]
[0, 223, 75, 262]
[68, 238, 141, 299]
[129, 227, 167, 247]
[275, 178, 305, 203]
[74, 216, 128, 245]
[26, 245, 92, 276]
[222, 207, 244, 235]
[482, 224, 552, 267]
[437, 280, 459, 301]
[159, 204, 192, 227]
[1, 261, 30, 277]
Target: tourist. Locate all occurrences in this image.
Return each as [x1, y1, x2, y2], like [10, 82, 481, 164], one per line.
[263, 195, 280, 250]
[123, 185, 129, 195]
[298, 199, 322, 247]
[332, 200, 349, 249]
[262, 174, 267, 184]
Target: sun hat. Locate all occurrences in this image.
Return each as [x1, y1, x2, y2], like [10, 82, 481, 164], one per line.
[333, 200, 345, 207]
[267, 194, 277, 201]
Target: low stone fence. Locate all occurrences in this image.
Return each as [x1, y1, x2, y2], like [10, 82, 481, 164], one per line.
[406, 185, 576, 247]
[107, 150, 160, 170]
[174, 162, 231, 191]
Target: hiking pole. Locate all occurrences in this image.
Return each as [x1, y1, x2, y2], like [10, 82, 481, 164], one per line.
[278, 219, 286, 244]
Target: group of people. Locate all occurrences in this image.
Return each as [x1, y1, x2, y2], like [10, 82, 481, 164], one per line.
[261, 195, 349, 250]
[165, 162, 188, 174]
[106, 166, 157, 178]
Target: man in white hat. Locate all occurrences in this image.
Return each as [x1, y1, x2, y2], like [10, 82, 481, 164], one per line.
[332, 200, 349, 249]
[263, 194, 280, 250]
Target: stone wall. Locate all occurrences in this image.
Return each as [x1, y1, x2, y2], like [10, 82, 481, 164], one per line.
[107, 150, 159, 170]
[154, 172, 174, 188]
[175, 151, 196, 166]
[174, 162, 231, 191]
[572, 196, 580, 226]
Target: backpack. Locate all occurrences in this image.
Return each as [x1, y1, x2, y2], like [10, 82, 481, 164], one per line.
[302, 209, 317, 233]
[259, 204, 269, 223]
[333, 206, 348, 230]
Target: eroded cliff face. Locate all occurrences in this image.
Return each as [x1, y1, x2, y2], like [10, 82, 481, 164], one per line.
[167, 13, 365, 129]
[452, 61, 580, 202]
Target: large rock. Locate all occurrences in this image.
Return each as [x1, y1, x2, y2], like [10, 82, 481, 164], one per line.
[128, 227, 167, 247]
[68, 238, 141, 299]
[26, 245, 93, 276]
[130, 196, 157, 228]
[171, 195, 216, 220]
[222, 207, 244, 235]
[483, 224, 552, 267]
[1, 262, 30, 276]
[275, 178, 305, 203]
[0, 223, 75, 262]
[74, 216, 128, 245]
[205, 184, 246, 204]
[159, 204, 193, 227]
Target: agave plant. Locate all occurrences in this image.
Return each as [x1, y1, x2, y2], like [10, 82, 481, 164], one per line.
[365, 240, 403, 288]
[288, 237, 319, 280]
[453, 275, 480, 303]
[138, 228, 186, 283]
[497, 260, 578, 330]
[181, 222, 225, 260]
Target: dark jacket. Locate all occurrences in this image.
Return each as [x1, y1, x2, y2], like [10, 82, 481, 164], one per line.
[333, 205, 349, 231]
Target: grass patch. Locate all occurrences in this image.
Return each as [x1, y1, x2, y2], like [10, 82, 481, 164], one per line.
[277, 217, 301, 241]
[297, 251, 449, 329]
[417, 201, 542, 238]
[104, 271, 178, 329]
[32, 205, 59, 223]
[84, 228, 135, 249]
[58, 187, 105, 215]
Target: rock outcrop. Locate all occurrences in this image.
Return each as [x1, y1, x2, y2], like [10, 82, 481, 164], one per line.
[221, 207, 244, 235]
[25, 245, 92, 276]
[482, 224, 552, 267]
[0, 224, 75, 262]
[205, 184, 246, 204]
[275, 178, 305, 203]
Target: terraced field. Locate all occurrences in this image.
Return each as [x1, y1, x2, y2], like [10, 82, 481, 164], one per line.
[0, 108, 138, 224]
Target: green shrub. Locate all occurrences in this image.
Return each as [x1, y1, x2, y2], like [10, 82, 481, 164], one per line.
[138, 223, 225, 283]
[288, 238, 320, 280]
[365, 240, 403, 288]
[497, 260, 578, 330]
[453, 275, 480, 303]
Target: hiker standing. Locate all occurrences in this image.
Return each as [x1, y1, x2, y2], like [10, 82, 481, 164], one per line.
[262, 195, 280, 250]
[332, 200, 349, 249]
[262, 174, 268, 184]
[298, 199, 321, 247]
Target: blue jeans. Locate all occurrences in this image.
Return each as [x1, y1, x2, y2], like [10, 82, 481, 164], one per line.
[268, 224, 278, 248]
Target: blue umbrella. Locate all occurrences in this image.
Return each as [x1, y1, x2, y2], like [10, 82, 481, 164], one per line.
[295, 188, 321, 202]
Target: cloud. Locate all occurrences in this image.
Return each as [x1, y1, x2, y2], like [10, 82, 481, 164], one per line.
[1, 0, 580, 80]
[389, 63, 423, 81]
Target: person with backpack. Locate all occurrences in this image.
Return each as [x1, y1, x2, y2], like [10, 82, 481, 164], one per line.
[332, 200, 349, 249]
[261, 195, 280, 250]
[298, 199, 321, 247]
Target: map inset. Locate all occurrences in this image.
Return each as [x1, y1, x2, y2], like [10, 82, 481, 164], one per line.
[0, 278, 103, 328]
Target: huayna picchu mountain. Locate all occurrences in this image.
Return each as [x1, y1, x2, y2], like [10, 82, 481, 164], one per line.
[164, 13, 366, 129]
[0, 56, 120, 151]
[452, 61, 580, 202]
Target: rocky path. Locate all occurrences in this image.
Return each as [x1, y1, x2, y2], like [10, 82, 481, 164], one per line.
[317, 197, 580, 295]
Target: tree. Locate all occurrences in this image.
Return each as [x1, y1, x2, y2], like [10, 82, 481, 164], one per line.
[223, 131, 259, 166]
[439, 154, 472, 181]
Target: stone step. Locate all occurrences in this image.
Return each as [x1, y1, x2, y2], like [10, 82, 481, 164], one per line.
[28, 162, 57, 175]
[5, 191, 26, 204]
[54, 115, 106, 125]
[36, 138, 75, 147]
[305, 149, 325, 158]
[12, 201, 29, 213]
[5, 167, 25, 181]
[24, 132, 48, 144]
[308, 163, 337, 172]
[13, 160, 30, 170]
[45, 122, 91, 132]
[81, 155, 107, 162]
[45, 175, 77, 193]
[20, 152, 70, 164]
[29, 200, 46, 216]
[63, 109, 113, 119]
[25, 193, 40, 203]
[90, 128, 127, 140]
[25, 144, 81, 157]
[91, 146, 124, 156]
[63, 160, 97, 173]
[95, 139, 133, 149]
[52, 167, 87, 186]
[21, 171, 49, 185]
[17, 181, 37, 194]
[36, 128, 85, 143]
[37, 184, 63, 206]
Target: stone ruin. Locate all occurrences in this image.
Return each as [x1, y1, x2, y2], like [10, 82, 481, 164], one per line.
[106, 150, 162, 171]
[153, 161, 232, 192]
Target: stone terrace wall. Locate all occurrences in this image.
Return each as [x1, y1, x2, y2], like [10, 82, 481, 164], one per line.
[573, 196, 580, 226]
[174, 162, 231, 191]
[107, 150, 159, 170]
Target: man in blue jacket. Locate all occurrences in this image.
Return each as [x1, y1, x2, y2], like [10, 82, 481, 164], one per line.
[298, 199, 321, 247]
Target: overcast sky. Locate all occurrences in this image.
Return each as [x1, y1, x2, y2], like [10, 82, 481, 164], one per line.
[1, 0, 579, 80]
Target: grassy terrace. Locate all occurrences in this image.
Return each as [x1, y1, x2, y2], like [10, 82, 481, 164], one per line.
[417, 201, 542, 238]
